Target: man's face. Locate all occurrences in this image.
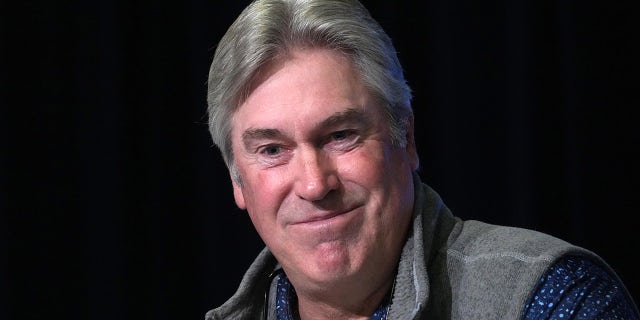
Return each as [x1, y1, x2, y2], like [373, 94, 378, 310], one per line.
[230, 48, 418, 293]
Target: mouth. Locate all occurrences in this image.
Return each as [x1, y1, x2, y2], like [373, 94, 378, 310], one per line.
[291, 205, 361, 226]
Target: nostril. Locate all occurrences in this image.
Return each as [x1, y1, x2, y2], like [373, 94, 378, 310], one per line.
[296, 175, 331, 201]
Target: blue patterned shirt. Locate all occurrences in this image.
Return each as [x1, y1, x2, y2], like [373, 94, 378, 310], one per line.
[523, 255, 639, 319]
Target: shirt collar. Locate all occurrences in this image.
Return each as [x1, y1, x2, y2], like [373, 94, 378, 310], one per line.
[274, 272, 389, 320]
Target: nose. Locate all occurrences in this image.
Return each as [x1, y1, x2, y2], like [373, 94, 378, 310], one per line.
[293, 147, 339, 201]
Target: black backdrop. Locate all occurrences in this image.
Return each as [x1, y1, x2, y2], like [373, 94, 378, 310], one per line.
[2, 0, 639, 319]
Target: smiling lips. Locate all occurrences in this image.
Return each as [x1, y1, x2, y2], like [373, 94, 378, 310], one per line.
[291, 205, 361, 226]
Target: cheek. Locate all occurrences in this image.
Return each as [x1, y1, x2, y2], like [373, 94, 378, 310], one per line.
[243, 189, 280, 246]
[343, 145, 413, 213]
[239, 168, 290, 228]
[339, 147, 389, 187]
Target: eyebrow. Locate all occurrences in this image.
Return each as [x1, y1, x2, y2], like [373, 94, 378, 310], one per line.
[317, 107, 368, 129]
[241, 107, 369, 147]
[242, 128, 282, 147]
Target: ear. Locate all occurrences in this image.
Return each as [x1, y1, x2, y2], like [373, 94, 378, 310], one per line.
[232, 177, 246, 209]
[405, 115, 420, 171]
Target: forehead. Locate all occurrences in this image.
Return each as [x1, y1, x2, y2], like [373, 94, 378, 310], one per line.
[231, 48, 381, 135]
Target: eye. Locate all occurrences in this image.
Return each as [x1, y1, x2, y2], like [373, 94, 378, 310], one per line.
[326, 129, 360, 151]
[331, 130, 353, 141]
[260, 145, 282, 156]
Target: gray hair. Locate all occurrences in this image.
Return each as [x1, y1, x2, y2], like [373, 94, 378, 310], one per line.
[207, 0, 413, 182]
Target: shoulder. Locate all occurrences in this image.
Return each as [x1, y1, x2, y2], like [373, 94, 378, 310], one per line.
[440, 220, 605, 319]
[523, 254, 640, 319]
[206, 247, 278, 320]
[446, 219, 592, 266]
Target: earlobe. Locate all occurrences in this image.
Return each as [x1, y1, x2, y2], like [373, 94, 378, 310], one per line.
[232, 180, 247, 209]
[406, 116, 420, 171]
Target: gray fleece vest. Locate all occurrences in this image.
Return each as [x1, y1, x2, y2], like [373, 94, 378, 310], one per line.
[206, 175, 607, 319]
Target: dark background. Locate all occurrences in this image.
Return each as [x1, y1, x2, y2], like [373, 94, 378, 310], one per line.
[2, 0, 638, 319]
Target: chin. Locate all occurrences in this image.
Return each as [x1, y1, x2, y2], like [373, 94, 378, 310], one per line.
[307, 247, 362, 280]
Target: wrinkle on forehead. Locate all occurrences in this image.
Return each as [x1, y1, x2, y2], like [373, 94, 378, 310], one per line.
[232, 47, 381, 147]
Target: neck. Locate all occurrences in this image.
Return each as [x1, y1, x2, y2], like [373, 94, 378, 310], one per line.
[294, 273, 395, 320]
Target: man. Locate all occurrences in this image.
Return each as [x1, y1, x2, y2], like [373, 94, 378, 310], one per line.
[204, 0, 639, 319]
